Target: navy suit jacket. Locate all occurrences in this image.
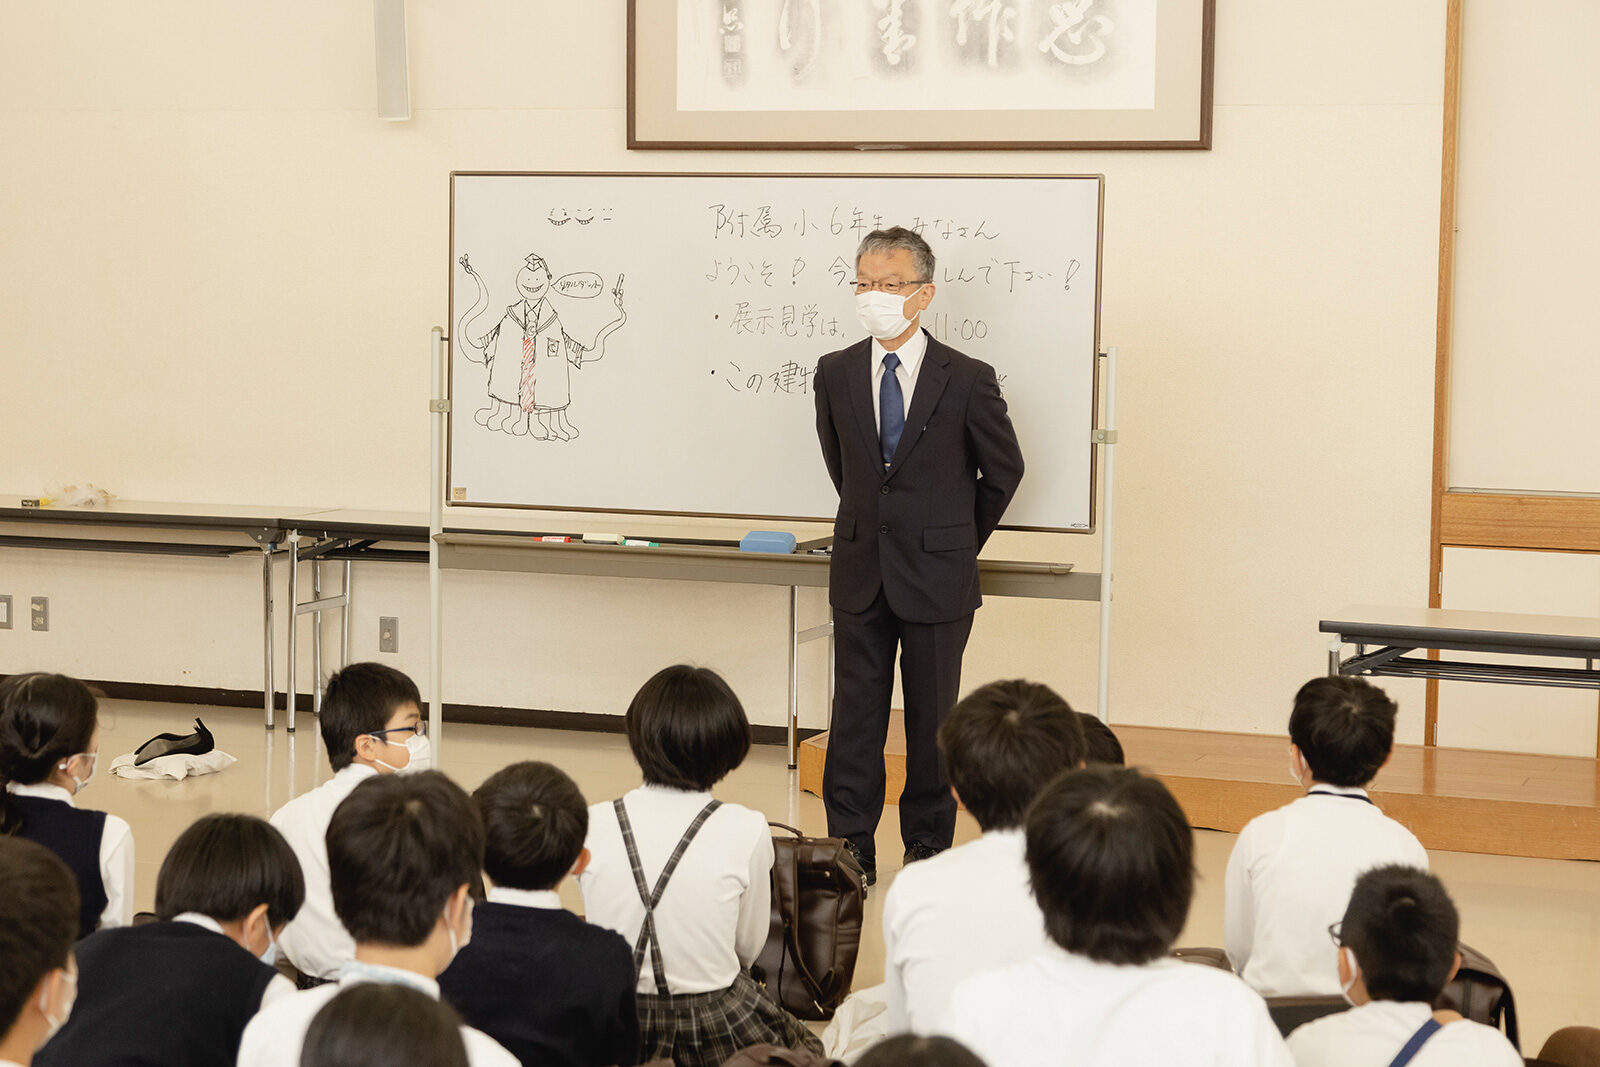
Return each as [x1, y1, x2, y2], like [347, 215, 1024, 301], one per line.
[814, 331, 1024, 624]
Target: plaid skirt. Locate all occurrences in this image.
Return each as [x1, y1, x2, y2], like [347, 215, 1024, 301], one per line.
[637, 971, 825, 1067]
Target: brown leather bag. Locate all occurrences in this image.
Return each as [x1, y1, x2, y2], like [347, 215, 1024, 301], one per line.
[750, 822, 865, 1021]
[1437, 942, 1520, 1052]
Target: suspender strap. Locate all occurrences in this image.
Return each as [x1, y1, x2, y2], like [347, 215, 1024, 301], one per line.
[1386, 1018, 1443, 1067]
[613, 797, 723, 997]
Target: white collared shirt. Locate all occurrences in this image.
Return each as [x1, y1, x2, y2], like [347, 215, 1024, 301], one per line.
[1287, 999, 1522, 1066]
[943, 946, 1293, 1067]
[236, 960, 517, 1067]
[1225, 785, 1430, 997]
[870, 325, 929, 432]
[171, 912, 297, 1009]
[882, 828, 1049, 1035]
[579, 784, 773, 995]
[7, 781, 134, 930]
[485, 885, 564, 910]
[269, 763, 379, 980]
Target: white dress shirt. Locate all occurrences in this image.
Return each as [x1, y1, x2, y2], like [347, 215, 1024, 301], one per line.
[485, 885, 563, 910]
[579, 784, 773, 995]
[171, 911, 297, 1008]
[1225, 785, 1430, 996]
[870, 325, 929, 432]
[1287, 999, 1522, 1066]
[943, 946, 1293, 1067]
[7, 781, 134, 929]
[269, 764, 379, 980]
[882, 828, 1050, 1034]
[236, 961, 517, 1067]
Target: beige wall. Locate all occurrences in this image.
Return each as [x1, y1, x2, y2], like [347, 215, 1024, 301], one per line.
[0, 2, 1450, 741]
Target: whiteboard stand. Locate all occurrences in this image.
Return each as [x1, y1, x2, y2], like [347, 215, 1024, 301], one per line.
[1095, 347, 1119, 724]
[428, 326, 447, 762]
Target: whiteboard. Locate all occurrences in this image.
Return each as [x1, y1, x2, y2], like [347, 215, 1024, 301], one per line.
[447, 173, 1102, 531]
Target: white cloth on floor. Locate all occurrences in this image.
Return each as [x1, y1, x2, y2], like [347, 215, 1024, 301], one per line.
[110, 750, 236, 780]
[822, 983, 893, 1062]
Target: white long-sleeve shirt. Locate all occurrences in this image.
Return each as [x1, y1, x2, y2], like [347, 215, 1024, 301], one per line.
[7, 781, 134, 930]
[579, 784, 773, 995]
[269, 764, 378, 980]
[943, 946, 1293, 1067]
[1224, 785, 1430, 997]
[882, 828, 1050, 1034]
[1287, 999, 1522, 1066]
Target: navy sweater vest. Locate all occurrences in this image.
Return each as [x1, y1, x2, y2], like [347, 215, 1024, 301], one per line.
[9, 793, 108, 938]
[34, 921, 278, 1067]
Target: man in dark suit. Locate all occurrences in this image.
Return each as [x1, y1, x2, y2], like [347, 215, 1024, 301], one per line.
[814, 227, 1025, 885]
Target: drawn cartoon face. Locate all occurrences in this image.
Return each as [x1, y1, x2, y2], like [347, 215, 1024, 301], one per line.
[516, 257, 551, 301]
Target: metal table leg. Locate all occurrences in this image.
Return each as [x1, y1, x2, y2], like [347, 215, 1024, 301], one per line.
[788, 586, 800, 769]
[312, 562, 324, 717]
[340, 560, 352, 669]
[286, 530, 300, 733]
[262, 544, 275, 729]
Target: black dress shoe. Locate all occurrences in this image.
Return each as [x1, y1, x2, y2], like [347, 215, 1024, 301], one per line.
[841, 838, 877, 888]
[903, 842, 947, 865]
[132, 718, 215, 766]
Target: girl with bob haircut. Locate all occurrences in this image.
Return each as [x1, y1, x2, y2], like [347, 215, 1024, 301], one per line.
[580, 665, 822, 1066]
[299, 983, 469, 1067]
[0, 672, 134, 937]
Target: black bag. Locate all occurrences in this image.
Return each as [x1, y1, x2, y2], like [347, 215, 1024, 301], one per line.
[750, 823, 865, 1021]
[1437, 942, 1519, 1051]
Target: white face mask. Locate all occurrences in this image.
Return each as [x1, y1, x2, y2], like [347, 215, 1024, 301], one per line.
[855, 287, 924, 340]
[41, 966, 77, 1042]
[444, 898, 473, 967]
[60, 752, 97, 795]
[1338, 947, 1362, 1005]
[373, 732, 432, 776]
[257, 922, 278, 968]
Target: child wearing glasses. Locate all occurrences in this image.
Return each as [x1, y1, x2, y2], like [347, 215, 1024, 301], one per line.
[270, 663, 432, 985]
[0, 672, 133, 937]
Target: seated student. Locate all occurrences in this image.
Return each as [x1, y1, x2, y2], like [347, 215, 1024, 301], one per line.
[856, 1036, 987, 1067]
[1225, 677, 1429, 996]
[943, 767, 1291, 1067]
[0, 839, 80, 1067]
[0, 673, 133, 937]
[238, 772, 516, 1067]
[883, 680, 1086, 1034]
[440, 761, 640, 1067]
[1076, 711, 1124, 765]
[300, 983, 469, 1067]
[579, 665, 822, 1067]
[35, 813, 303, 1067]
[1286, 865, 1521, 1067]
[270, 662, 431, 984]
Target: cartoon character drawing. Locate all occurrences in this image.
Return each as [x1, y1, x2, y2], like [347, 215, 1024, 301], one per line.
[457, 252, 627, 440]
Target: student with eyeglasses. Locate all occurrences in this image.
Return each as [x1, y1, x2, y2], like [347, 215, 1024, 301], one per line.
[269, 663, 434, 985]
[0, 673, 133, 937]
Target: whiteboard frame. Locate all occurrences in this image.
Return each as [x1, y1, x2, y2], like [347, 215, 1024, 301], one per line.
[446, 171, 1104, 534]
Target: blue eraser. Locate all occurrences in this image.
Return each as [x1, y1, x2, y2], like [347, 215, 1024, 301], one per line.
[740, 531, 797, 554]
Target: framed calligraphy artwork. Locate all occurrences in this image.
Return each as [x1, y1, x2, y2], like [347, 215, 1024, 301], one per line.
[629, 0, 1214, 150]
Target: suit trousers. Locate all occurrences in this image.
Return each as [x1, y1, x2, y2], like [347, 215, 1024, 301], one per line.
[823, 588, 974, 858]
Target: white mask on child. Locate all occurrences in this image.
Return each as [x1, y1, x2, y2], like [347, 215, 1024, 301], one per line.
[40, 967, 77, 1042]
[60, 752, 97, 795]
[443, 899, 473, 967]
[258, 924, 278, 968]
[373, 733, 432, 776]
[1338, 947, 1362, 1005]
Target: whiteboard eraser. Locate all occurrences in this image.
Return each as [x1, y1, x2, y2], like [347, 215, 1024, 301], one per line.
[581, 532, 625, 545]
[740, 531, 797, 554]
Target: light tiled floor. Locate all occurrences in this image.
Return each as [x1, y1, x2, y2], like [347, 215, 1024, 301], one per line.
[92, 698, 1600, 1055]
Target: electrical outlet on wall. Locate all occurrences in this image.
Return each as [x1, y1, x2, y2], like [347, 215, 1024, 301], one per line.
[31, 597, 48, 632]
[379, 616, 399, 654]
[0, 595, 11, 629]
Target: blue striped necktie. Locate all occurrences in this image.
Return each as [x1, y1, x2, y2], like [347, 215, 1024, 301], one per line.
[880, 351, 904, 467]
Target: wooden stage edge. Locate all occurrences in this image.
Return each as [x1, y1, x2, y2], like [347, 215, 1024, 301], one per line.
[798, 719, 1600, 863]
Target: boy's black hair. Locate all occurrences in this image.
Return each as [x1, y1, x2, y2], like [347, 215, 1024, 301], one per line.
[1025, 766, 1194, 966]
[854, 1035, 987, 1067]
[1341, 864, 1460, 1003]
[474, 761, 588, 891]
[939, 680, 1087, 832]
[0, 837, 79, 1036]
[154, 813, 306, 928]
[625, 665, 750, 792]
[1078, 711, 1125, 766]
[301, 983, 469, 1067]
[0, 673, 98, 835]
[320, 663, 422, 772]
[1288, 676, 1397, 787]
[326, 772, 484, 948]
